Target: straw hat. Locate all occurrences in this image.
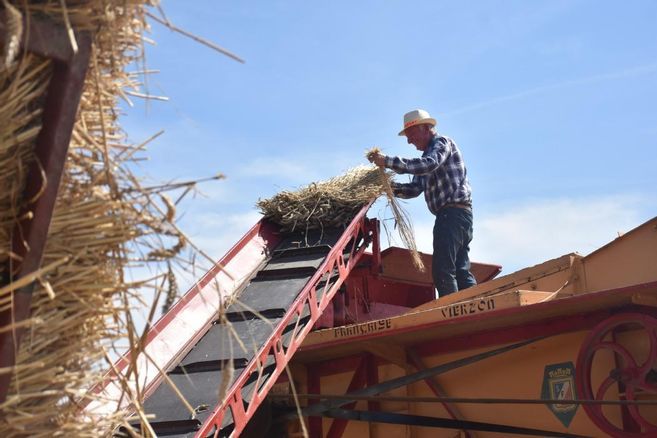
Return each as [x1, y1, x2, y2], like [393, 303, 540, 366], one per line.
[398, 109, 437, 136]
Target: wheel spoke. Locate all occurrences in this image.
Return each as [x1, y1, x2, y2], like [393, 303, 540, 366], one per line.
[638, 327, 657, 373]
[625, 388, 657, 432]
[593, 341, 639, 369]
[634, 378, 657, 393]
[595, 375, 619, 401]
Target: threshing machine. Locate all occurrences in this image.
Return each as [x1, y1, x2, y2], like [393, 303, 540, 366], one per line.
[91, 203, 657, 438]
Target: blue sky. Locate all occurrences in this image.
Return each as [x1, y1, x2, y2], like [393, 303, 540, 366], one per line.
[123, 0, 657, 280]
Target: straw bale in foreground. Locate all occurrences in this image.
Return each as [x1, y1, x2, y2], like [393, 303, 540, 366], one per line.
[0, 2, 203, 437]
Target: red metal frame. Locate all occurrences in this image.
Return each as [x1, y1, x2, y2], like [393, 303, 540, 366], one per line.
[196, 206, 378, 437]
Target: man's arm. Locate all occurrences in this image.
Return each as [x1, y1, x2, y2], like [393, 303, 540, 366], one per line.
[391, 178, 422, 199]
[384, 137, 452, 175]
[367, 151, 422, 199]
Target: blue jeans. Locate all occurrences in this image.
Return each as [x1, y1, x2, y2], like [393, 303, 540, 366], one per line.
[432, 207, 476, 297]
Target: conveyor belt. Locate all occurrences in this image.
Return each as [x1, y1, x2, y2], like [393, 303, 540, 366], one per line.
[125, 208, 377, 437]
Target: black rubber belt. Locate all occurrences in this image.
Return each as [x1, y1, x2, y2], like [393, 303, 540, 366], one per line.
[320, 408, 590, 438]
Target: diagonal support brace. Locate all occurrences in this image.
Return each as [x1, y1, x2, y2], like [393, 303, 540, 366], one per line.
[296, 337, 545, 419]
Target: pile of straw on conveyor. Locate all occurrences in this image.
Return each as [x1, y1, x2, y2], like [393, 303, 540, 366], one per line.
[0, 1, 217, 436]
[259, 160, 425, 271]
[257, 165, 391, 232]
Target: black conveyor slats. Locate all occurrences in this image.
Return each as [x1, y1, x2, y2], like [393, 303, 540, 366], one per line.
[227, 274, 311, 314]
[142, 370, 231, 426]
[133, 227, 346, 437]
[119, 419, 202, 438]
[265, 247, 330, 271]
[172, 358, 247, 375]
[254, 265, 317, 280]
[224, 308, 286, 322]
[179, 318, 283, 367]
[272, 227, 343, 254]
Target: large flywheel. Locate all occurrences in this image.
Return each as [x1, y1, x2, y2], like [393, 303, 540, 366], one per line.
[576, 312, 657, 437]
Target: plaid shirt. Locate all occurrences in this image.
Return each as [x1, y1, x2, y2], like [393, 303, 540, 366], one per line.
[384, 134, 472, 215]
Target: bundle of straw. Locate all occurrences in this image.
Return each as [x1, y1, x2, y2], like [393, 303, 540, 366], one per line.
[257, 165, 388, 232]
[366, 147, 425, 272]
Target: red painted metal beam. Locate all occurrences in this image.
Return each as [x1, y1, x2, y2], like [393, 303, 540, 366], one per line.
[308, 366, 323, 437]
[314, 354, 364, 377]
[407, 348, 472, 437]
[365, 353, 380, 413]
[0, 12, 92, 403]
[326, 356, 368, 438]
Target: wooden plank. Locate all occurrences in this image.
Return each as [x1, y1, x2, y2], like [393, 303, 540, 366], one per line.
[296, 283, 657, 363]
[581, 216, 657, 292]
[304, 290, 546, 348]
[409, 253, 578, 313]
[379, 247, 501, 286]
[519, 290, 556, 304]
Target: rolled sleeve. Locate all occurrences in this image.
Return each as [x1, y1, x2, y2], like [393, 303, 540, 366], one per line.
[391, 179, 422, 199]
[384, 154, 439, 175]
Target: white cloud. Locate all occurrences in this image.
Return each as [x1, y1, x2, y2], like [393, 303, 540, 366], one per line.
[190, 210, 263, 258]
[400, 195, 651, 275]
[238, 156, 321, 183]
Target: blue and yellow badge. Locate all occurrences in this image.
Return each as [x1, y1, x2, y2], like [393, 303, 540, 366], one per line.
[541, 361, 578, 427]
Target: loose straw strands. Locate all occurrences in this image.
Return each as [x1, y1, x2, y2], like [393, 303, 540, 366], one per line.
[145, 11, 245, 64]
[1, 0, 23, 69]
[366, 148, 425, 272]
[256, 165, 388, 232]
[0, 2, 219, 437]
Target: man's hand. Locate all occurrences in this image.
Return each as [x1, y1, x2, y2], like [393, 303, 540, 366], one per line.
[366, 149, 386, 168]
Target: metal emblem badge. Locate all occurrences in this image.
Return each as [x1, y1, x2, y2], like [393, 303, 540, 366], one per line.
[541, 361, 578, 427]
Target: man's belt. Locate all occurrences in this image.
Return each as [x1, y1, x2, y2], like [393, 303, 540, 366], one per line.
[441, 202, 472, 211]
